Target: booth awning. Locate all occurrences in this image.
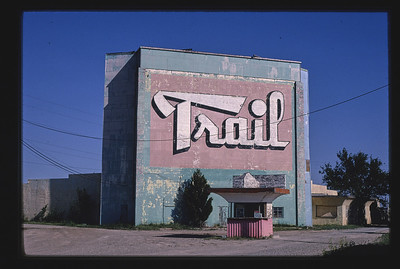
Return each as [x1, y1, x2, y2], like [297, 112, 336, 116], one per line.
[210, 187, 290, 203]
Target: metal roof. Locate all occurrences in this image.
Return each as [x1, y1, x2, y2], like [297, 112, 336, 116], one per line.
[210, 187, 289, 203]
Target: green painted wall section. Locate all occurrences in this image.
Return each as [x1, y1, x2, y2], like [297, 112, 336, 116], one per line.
[139, 47, 301, 81]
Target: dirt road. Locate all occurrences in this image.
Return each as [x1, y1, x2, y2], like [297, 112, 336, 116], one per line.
[22, 224, 389, 256]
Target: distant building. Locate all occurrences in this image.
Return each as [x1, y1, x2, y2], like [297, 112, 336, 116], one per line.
[311, 181, 383, 226]
[22, 173, 101, 224]
[311, 181, 354, 226]
[101, 47, 312, 226]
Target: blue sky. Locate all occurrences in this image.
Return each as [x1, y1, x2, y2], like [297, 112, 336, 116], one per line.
[22, 11, 389, 184]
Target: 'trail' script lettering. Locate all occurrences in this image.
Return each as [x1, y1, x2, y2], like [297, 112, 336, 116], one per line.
[152, 90, 290, 154]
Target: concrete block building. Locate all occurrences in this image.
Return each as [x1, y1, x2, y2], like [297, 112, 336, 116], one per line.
[23, 173, 101, 223]
[101, 47, 312, 226]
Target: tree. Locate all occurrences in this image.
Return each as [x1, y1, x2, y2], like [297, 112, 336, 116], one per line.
[68, 188, 97, 224]
[319, 148, 389, 225]
[172, 169, 213, 227]
[171, 180, 191, 225]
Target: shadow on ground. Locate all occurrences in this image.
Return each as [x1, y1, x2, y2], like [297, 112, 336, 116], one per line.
[157, 233, 217, 239]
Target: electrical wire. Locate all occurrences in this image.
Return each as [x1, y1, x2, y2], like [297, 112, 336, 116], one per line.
[22, 83, 389, 186]
[23, 119, 103, 140]
[24, 137, 100, 156]
[23, 83, 389, 143]
[24, 93, 102, 118]
[22, 139, 127, 186]
[23, 160, 100, 171]
[22, 140, 83, 175]
[23, 103, 103, 126]
[304, 84, 389, 116]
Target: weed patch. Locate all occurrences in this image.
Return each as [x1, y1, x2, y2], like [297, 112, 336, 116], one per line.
[323, 233, 390, 256]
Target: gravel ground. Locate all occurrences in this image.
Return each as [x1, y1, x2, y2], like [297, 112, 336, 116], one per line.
[22, 224, 389, 256]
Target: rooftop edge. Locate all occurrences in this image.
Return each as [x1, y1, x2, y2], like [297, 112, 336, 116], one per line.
[106, 46, 301, 64]
[139, 46, 301, 64]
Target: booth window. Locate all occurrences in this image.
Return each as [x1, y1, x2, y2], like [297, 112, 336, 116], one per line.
[273, 207, 284, 218]
[234, 203, 265, 218]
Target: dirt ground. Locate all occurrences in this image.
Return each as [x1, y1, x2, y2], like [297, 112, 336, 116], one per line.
[22, 224, 389, 256]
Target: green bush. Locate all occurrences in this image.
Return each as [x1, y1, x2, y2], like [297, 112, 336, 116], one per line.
[172, 169, 213, 228]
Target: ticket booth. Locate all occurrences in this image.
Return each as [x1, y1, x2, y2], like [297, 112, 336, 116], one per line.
[210, 187, 289, 238]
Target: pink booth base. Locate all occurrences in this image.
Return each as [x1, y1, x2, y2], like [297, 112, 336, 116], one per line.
[227, 218, 273, 238]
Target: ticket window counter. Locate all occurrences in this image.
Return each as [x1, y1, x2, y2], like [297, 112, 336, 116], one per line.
[234, 203, 266, 218]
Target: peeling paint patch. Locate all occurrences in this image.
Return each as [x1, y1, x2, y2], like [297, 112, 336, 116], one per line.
[221, 57, 237, 73]
[269, 67, 278, 78]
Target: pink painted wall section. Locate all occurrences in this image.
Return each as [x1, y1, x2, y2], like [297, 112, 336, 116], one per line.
[227, 218, 273, 238]
[149, 70, 294, 171]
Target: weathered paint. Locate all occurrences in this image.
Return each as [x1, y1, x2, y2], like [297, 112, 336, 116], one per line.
[139, 47, 301, 81]
[227, 218, 273, 238]
[302, 69, 313, 226]
[148, 70, 294, 170]
[101, 47, 311, 226]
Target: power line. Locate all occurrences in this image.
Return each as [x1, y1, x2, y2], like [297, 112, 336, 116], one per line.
[23, 160, 101, 171]
[22, 139, 128, 186]
[23, 83, 389, 143]
[35, 147, 102, 161]
[23, 119, 103, 140]
[24, 93, 102, 118]
[24, 137, 101, 156]
[23, 103, 103, 126]
[22, 83, 388, 184]
[22, 139, 102, 161]
[22, 140, 102, 183]
[304, 84, 389, 116]
[22, 140, 83, 175]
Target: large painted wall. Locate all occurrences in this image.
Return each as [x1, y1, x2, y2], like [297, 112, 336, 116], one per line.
[101, 47, 311, 226]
